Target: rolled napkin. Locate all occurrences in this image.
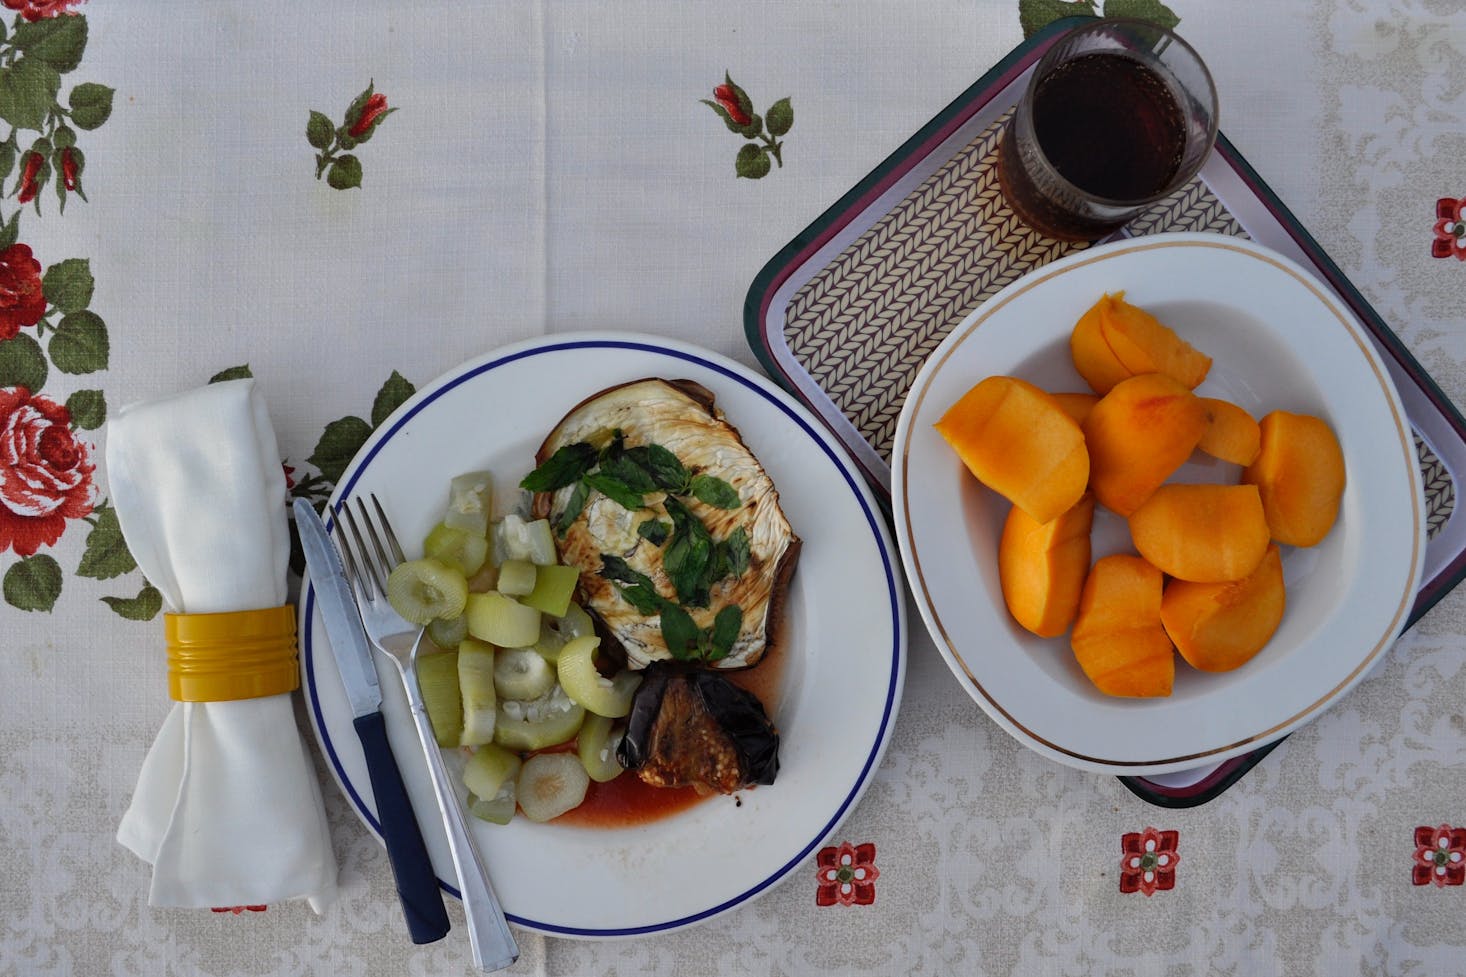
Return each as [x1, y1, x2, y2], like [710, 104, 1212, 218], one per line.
[110, 379, 337, 912]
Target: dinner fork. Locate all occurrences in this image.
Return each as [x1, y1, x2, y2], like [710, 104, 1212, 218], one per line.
[335, 494, 519, 973]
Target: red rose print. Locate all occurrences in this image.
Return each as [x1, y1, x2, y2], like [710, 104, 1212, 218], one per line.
[0, 387, 95, 556]
[0, 243, 47, 340]
[209, 905, 267, 914]
[282, 463, 297, 491]
[815, 841, 879, 906]
[16, 151, 43, 205]
[713, 83, 751, 126]
[1433, 197, 1466, 260]
[1, 0, 84, 22]
[348, 92, 389, 138]
[1412, 824, 1466, 886]
[1120, 827, 1179, 896]
[60, 147, 79, 191]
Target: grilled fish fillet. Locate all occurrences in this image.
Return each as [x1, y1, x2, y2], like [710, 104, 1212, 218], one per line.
[532, 378, 800, 669]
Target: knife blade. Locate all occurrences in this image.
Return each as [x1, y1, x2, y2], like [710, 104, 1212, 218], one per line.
[294, 498, 451, 945]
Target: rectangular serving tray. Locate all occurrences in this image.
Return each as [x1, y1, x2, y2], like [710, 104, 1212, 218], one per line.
[744, 18, 1466, 807]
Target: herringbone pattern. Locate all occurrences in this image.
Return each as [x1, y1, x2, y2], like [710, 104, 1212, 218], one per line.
[1418, 432, 1455, 540]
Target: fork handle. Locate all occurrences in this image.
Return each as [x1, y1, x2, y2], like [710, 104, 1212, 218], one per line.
[353, 711, 452, 945]
[402, 676, 520, 971]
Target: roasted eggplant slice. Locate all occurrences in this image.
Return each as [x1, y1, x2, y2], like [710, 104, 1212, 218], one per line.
[616, 665, 779, 794]
[531, 378, 800, 670]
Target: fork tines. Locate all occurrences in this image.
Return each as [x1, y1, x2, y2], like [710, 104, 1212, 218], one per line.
[334, 494, 406, 602]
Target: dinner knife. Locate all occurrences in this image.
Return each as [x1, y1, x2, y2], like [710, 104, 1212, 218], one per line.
[294, 499, 451, 945]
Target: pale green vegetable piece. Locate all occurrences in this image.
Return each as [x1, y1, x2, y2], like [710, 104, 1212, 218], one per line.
[493, 646, 556, 701]
[494, 514, 558, 566]
[576, 712, 624, 783]
[517, 752, 590, 823]
[494, 686, 585, 751]
[457, 638, 497, 746]
[464, 742, 521, 800]
[386, 558, 468, 626]
[444, 471, 494, 536]
[468, 783, 516, 825]
[557, 635, 640, 718]
[496, 559, 537, 597]
[465, 591, 541, 648]
[533, 601, 596, 664]
[522, 563, 580, 617]
[427, 614, 469, 650]
[416, 650, 462, 748]
[424, 523, 489, 577]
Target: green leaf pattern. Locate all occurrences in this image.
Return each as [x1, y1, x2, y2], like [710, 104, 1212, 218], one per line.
[704, 72, 792, 180]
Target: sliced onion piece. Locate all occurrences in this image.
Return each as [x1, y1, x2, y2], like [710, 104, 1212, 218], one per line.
[517, 752, 589, 822]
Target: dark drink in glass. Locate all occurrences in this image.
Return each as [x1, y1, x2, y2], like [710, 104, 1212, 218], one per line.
[998, 20, 1218, 241]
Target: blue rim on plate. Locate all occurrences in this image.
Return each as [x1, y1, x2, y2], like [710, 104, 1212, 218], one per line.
[301, 335, 906, 937]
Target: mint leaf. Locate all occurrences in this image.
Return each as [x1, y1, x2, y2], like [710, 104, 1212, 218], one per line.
[721, 526, 750, 580]
[625, 444, 689, 493]
[689, 473, 740, 509]
[663, 496, 713, 606]
[708, 604, 743, 661]
[521, 442, 597, 492]
[553, 479, 589, 536]
[4, 554, 61, 611]
[64, 388, 104, 429]
[585, 471, 644, 511]
[76, 505, 135, 579]
[68, 82, 113, 130]
[598, 553, 657, 591]
[370, 369, 414, 428]
[48, 310, 109, 374]
[102, 582, 163, 621]
[637, 518, 670, 546]
[0, 334, 47, 391]
[42, 257, 93, 313]
[208, 364, 252, 383]
[659, 602, 700, 660]
[308, 415, 371, 483]
[598, 453, 658, 493]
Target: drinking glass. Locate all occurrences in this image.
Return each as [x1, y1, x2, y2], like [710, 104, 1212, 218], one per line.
[996, 19, 1219, 241]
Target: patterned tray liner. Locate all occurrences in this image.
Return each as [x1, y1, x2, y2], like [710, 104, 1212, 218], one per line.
[783, 112, 1456, 537]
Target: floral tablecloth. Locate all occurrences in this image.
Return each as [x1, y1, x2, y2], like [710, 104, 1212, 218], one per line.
[2, 1, 1464, 975]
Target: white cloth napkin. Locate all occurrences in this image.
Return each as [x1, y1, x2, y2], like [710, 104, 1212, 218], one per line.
[109, 379, 337, 912]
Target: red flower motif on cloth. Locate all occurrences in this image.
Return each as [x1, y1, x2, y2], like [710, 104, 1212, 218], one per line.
[15, 151, 43, 205]
[1120, 827, 1179, 896]
[1433, 197, 1466, 260]
[210, 905, 267, 914]
[1412, 824, 1466, 886]
[815, 841, 879, 906]
[0, 387, 95, 556]
[1, 0, 85, 22]
[348, 92, 390, 138]
[0, 243, 46, 340]
[712, 83, 751, 127]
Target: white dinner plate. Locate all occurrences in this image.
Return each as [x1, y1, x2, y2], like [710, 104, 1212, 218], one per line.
[892, 233, 1424, 776]
[301, 333, 906, 937]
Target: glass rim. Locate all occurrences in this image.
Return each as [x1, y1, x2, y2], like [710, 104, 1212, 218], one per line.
[1015, 18, 1220, 209]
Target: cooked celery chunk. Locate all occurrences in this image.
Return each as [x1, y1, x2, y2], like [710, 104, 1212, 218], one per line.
[464, 742, 521, 800]
[496, 559, 537, 597]
[557, 635, 640, 718]
[465, 591, 541, 648]
[416, 650, 462, 748]
[522, 563, 580, 617]
[386, 558, 468, 626]
[493, 646, 556, 701]
[424, 523, 489, 577]
[517, 752, 589, 822]
[444, 471, 494, 536]
[494, 514, 558, 566]
[468, 783, 516, 825]
[493, 686, 585, 751]
[427, 614, 469, 650]
[576, 712, 624, 782]
[457, 638, 497, 746]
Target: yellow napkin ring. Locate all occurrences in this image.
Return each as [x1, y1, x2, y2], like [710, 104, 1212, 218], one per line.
[165, 606, 299, 702]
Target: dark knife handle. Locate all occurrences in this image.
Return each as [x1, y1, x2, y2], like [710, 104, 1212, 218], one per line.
[353, 711, 452, 944]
